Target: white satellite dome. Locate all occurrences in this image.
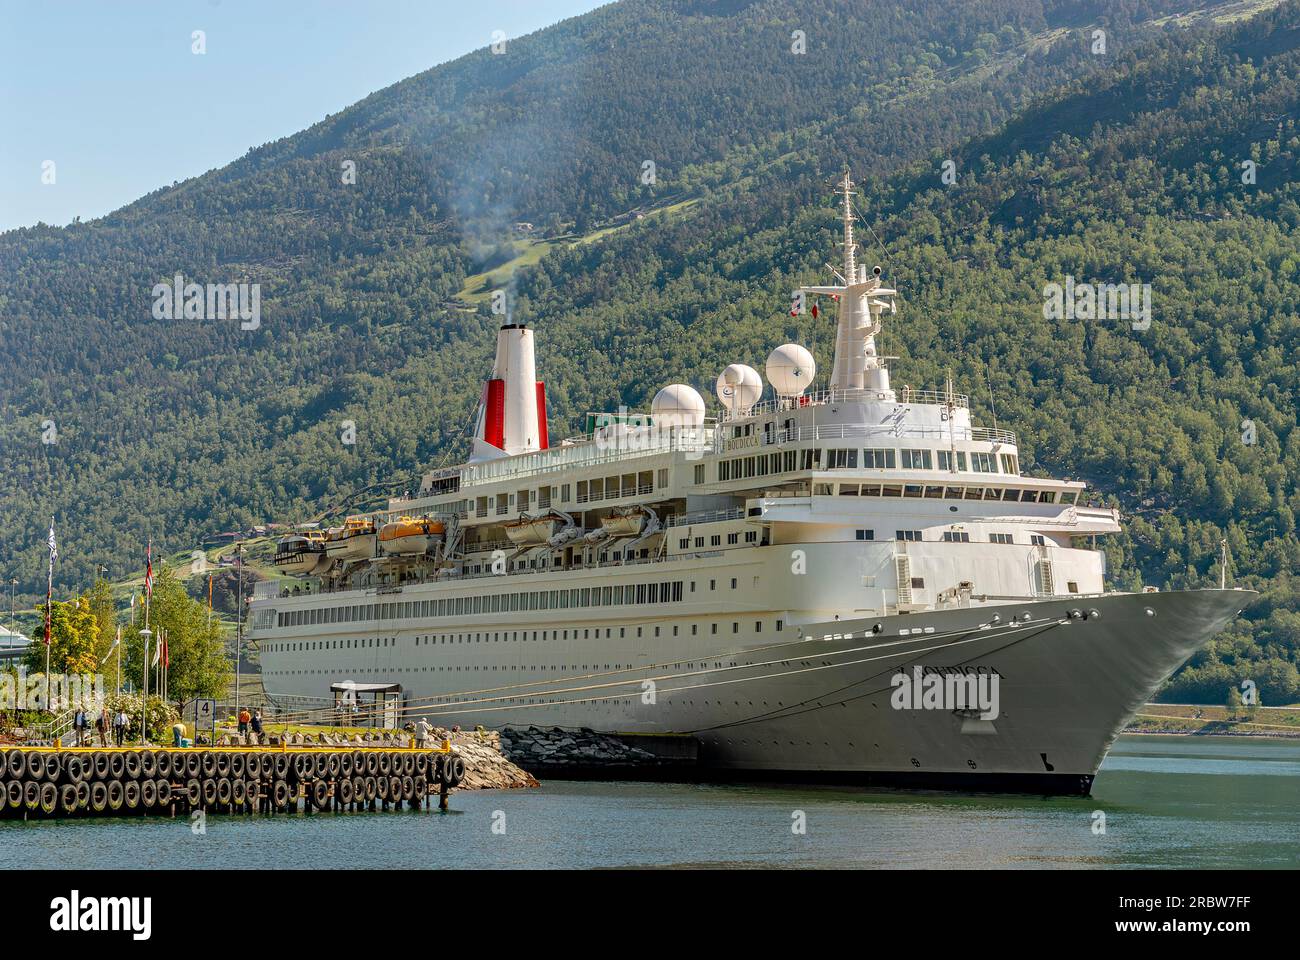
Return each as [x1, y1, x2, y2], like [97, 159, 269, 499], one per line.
[766, 344, 816, 397]
[651, 384, 706, 428]
[715, 363, 763, 414]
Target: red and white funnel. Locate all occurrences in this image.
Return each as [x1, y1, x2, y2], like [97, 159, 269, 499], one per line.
[471, 321, 549, 461]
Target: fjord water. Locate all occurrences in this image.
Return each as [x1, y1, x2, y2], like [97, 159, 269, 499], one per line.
[2, 736, 1296, 869]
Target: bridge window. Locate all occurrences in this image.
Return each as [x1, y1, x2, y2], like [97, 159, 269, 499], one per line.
[901, 449, 933, 470]
[863, 448, 896, 469]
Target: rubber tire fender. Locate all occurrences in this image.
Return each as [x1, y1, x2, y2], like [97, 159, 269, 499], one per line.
[140, 778, 157, 809]
[230, 752, 246, 779]
[93, 751, 111, 780]
[400, 775, 415, 802]
[216, 778, 233, 806]
[58, 783, 79, 814]
[156, 751, 173, 780]
[63, 755, 87, 784]
[123, 779, 141, 810]
[123, 751, 142, 780]
[109, 752, 126, 779]
[337, 776, 354, 805]
[7, 780, 23, 807]
[184, 779, 202, 806]
[376, 751, 391, 776]
[155, 779, 172, 807]
[41, 782, 60, 815]
[388, 776, 402, 801]
[139, 750, 158, 779]
[202, 779, 218, 807]
[231, 778, 247, 806]
[375, 775, 389, 801]
[75, 780, 91, 809]
[24, 780, 41, 810]
[447, 755, 466, 787]
[6, 749, 26, 780]
[106, 779, 124, 811]
[201, 751, 219, 778]
[25, 752, 46, 782]
[215, 752, 232, 778]
[310, 778, 329, 809]
[90, 780, 109, 813]
[186, 752, 202, 779]
[271, 779, 290, 809]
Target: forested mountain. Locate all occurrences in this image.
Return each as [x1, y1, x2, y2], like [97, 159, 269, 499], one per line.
[2, 0, 1297, 701]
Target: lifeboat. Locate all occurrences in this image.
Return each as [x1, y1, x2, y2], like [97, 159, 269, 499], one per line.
[324, 515, 377, 562]
[273, 531, 329, 576]
[378, 516, 446, 556]
[504, 511, 569, 547]
[600, 505, 650, 537]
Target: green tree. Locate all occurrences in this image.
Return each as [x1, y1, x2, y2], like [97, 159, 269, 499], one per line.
[24, 595, 99, 676]
[124, 565, 230, 706]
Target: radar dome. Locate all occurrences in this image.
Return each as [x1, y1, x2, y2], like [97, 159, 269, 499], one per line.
[715, 364, 762, 414]
[766, 344, 816, 397]
[651, 384, 706, 428]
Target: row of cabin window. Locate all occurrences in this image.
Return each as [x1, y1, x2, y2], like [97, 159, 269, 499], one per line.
[677, 530, 759, 550]
[275, 580, 686, 629]
[717, 448, 1018, 482]
[265, 619, 785, 657]
[857, 530, 1047, 545]
[465, 469, 673, 518]
[816, 482, 1076, 504]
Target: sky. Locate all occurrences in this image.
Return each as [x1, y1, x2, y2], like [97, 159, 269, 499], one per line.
[0, 0, 610, 232]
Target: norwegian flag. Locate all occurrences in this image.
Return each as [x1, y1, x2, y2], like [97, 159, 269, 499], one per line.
[144, 540, 154, 599]
[162, 630, 169, 669]
[811, 301, 819, 319]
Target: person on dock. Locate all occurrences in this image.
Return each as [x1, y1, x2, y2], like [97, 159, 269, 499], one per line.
[251, 709, 263, 744]
[96, 707, 109, 747]
[115, 708, 130, 746]
[238, 707, 251, 739]
[73, 708, 88, 747]
[414, 717, 432, 747]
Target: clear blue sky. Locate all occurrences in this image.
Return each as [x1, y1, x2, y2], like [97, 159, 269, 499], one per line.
[0, 0, 609, 232]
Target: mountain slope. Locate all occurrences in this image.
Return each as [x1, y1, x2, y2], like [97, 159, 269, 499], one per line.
[2, 0, 1296, 700]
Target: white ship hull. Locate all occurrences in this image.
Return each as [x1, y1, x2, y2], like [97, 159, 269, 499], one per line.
[255, 542, 1250, 794]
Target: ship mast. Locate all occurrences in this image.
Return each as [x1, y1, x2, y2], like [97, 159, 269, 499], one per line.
[798, 172, 897, 396]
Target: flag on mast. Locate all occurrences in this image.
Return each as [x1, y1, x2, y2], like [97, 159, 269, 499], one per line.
[162, 629, 169, 669]
[44, 518, 57, 646]
[144, 541, 154, 599]
[151, 630, 161, 667]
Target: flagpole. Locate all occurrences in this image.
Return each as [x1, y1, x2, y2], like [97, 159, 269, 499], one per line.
[115, 625, 121, 698]
[44, 516, 54, 711]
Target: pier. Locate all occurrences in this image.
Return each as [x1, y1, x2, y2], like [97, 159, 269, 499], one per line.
[0, 744, 466, 819]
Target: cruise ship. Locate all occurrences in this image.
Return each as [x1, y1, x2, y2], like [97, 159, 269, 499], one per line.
[250, 176, 1253, 794]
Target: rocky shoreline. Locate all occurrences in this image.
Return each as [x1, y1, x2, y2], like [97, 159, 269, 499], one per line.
[500, 726, 682, 772]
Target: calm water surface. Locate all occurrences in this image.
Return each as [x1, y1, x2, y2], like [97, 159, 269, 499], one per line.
[2, 736, 1296, 869]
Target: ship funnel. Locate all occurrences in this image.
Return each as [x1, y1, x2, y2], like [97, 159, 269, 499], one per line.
[471, 319, 550, 461]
